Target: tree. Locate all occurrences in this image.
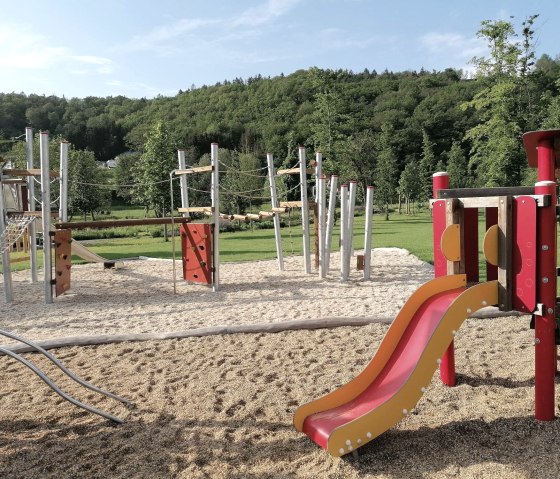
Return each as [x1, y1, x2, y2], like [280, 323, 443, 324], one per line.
[398, 160, 421, 214]
[419, 130, 437, 201]
[67, 149, 110, 219]
[446, 140, 471, 188]
[374, 124, 398, 220]
[463, 16, 538, 187]
[113, 151, 141, 203]
[133, 121, 178, 219]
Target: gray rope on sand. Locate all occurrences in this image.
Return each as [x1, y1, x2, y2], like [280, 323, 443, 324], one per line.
[0, 308, 523, 354]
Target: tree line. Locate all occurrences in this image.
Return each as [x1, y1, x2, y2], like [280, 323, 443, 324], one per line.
[1, 16, 560, 219]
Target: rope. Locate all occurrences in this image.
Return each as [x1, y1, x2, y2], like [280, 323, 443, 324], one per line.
[0, 215, 36, 255]
[218, 160, 268, 173]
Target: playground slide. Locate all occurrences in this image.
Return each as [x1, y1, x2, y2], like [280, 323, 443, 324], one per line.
[70, 239, 108, 264]
[294, 275, 498, 457]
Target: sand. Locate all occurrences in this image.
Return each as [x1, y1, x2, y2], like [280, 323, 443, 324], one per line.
[0, 248, 559, 478]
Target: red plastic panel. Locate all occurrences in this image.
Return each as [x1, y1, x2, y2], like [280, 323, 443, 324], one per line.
[512, 196, 537, 313]
[485, 208, 498, 281]
[432, 199, 447, 277]
[302, 288, 464, 448]
[54, 229, 72, 297]
[181, 224, 213, 285]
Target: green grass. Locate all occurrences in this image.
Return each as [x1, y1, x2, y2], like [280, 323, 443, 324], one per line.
[2, 208, 559, 282]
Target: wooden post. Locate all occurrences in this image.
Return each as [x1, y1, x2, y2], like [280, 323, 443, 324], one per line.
[299, 147, 311, 274]
[177, 150, 190, 218]
[25, 127, 38, 283]
[497, 196, 513, 311]
[340, 184, 349, 281]
[363, 186, 374, 280]
[40, 132, 53, 304]
[267, 153, 284, 271]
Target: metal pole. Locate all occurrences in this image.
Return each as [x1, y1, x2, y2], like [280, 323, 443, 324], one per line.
[59, 140, 69, 222]
[324, 175, 338, 273]
[25, 127, 38, 283]
[0, 178, 13, 302]
[318, 176, 327, 278]
[315, 152, 322, 199]
[40, 132, 53, 304]
[211, 143, 220, 291]
[267, 153, 284, 271]
[177, 150, 190, 218]
[363, 186, 374, 280]
[299, 147, 311, 274]
[346, 180, 357, 266]
[340, 183, 349, 281]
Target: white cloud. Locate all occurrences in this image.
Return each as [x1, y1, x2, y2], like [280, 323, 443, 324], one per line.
[232, 0, 302, 27]
[420, 32, 486, 59]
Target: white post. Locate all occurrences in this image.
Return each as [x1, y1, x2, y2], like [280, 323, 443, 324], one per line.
[0, 179, 13, 302]
[25, 127, 38, 283]
[59, 140, 69, 222]
[211, 143, 220, 292]
[40, 132, 53, 304]
[315, 152, 322, 200]
[324, 175, 338, 272]
[347, 180, 357, 261]
[318, 175, 327, 278]
[267, 153, 284, 271]
[177, 150, 190, 217]
[340, 183, 349, 281]
[299, 147, 311, 274]
[363, 186, 374, 280]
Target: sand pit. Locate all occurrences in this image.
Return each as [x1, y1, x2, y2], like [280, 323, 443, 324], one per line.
[0, 248, 559, 478]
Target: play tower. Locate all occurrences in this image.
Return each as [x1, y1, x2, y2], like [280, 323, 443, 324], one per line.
[294, 129, 559, 456]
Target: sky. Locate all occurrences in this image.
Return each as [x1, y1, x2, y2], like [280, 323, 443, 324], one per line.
[1, 0, 559, 99]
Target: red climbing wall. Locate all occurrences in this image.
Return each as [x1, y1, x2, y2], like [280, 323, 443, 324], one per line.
[180, 223, 213, 285]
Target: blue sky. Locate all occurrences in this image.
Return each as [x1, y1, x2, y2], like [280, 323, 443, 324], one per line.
[1, 0, 558, 99]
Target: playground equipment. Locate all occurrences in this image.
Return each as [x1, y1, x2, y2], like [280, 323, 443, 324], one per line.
[294, 129, 559, 457]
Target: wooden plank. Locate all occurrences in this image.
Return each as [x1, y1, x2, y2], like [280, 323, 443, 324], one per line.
[445, 198, 465, 275]
[54, 217, 190, 229]
[276, 167, 314, 175]
[437, 186, 535, 199]
[174, 165, 213, 175]
[178, 206, 213, 213]
[2, 168, 59, 178]
[1, 179, 27, 185]
[498, 196, 513, 311]
[279, 200, 316, 208]
[432, 195, 550, 209]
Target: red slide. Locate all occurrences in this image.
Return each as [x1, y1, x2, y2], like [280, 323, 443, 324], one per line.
[294, 275, 498, 456]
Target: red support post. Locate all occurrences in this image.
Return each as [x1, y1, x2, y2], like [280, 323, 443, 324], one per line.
[534, 139, 557, 421]
[432, 172, 456, 386]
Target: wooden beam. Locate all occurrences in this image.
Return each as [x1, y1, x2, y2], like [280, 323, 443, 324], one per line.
[276, 167, 314, 175]
[173, 165, 213, 175]
[497, 196, 513, 311]
[258, 211, 276, 218]
[178, 206, 213, 213]
[271, 207, 289, 213]
[2, 168, 59, 178]
[1, 179, 27, 185]
[431, 194, 550, 209]
[279, 200, 316, 208]
[437, 186, 535, 199]
[54, 217, 190, 229]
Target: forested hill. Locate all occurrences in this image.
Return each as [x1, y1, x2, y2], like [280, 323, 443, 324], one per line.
[0, 67, 480, 164]
[2, 18, 560, 198]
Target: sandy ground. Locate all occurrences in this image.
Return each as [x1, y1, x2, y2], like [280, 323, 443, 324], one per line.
[0, 249, 559, 478]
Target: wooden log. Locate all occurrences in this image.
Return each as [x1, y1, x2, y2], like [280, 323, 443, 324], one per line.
[178, 206, 213, 213]
[246, 213, 262, 221]
[232, 214, 249, 222]
[203, 211, 233, 220]
[54, 217, 191, 229]
[173, 165, 213, 175]
[277, 167, 314, 175]
[498, 195, 513, 311]
[258, 211, 275, 218]
[271, 207, 289, 213]
[279, 201, 316, 208]
[2, 168, 59, 177]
